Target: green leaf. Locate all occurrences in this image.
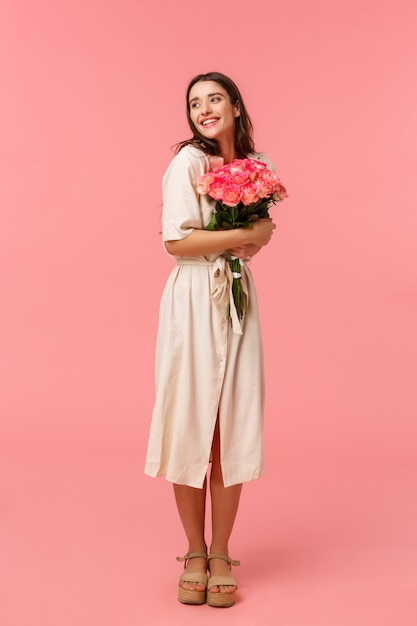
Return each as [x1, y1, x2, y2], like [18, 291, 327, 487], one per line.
[206, 214, 217, 231]
[218, 211, 233, 223]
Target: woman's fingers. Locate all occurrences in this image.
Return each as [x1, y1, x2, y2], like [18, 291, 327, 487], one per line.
[250, 219, 276, 246]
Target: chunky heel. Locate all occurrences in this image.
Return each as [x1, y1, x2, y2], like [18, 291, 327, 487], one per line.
[176, 552, 208, 605]
[207, 553, 240, 608]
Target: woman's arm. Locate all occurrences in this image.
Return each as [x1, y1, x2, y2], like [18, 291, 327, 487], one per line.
[165, 219, 276, 257]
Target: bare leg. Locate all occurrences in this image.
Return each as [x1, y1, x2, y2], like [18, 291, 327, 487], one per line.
[173, 478, 207, 592]
[209, 418, 242, 594]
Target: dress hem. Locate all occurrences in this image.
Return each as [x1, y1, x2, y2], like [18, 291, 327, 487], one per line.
[144, 463, 266, 489]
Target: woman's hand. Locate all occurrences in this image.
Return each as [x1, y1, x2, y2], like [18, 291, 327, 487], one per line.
[228, 243, 262, 259]
[247, 218, 276, 247]
[229, 219, 276, 258]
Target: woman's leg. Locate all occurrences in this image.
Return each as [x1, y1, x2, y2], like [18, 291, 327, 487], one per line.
[173, 479, 208, 591]
[209, 418, 242, 594]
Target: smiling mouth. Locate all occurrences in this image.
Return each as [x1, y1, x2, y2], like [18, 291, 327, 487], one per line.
[202, 118, 219, 127]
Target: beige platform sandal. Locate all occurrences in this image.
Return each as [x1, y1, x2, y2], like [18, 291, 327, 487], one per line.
[207, 553, 241, 608]
[176, 552, 208, 605]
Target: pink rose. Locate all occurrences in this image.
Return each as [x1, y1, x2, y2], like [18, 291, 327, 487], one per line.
[240, 181, 260, 205]
[244, 159, 264, 182]
[213, 164, 230, 178]
[197, 172, 215, 195]
[249, 159, 267, 171]
[258, 180, 274, 198]
[258, 169, 279, 198]
[249, 159, 267, 179]
[208, 177, 227, 201]
[274, 183, 288, 202]
[229, 167, 250, 186]
[222, 185, 242, 207]
[258, 169, 278, 183]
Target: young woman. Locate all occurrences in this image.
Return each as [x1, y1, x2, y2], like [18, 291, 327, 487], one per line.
[144, 72, 277, 607]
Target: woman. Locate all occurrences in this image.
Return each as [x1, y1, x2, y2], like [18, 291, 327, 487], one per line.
[145, 72, 277, 607]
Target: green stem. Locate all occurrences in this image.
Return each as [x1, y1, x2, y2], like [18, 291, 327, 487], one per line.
[230, 257, 246, 320]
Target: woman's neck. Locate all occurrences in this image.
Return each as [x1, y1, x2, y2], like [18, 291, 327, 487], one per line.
[218, 137, 236, 164]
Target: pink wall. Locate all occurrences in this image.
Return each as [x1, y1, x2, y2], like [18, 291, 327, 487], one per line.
[1, 0, 416, 466]
[1, 2, 417, 624]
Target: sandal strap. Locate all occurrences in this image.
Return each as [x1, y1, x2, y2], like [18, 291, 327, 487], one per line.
[207, 553, 241, 567]
[208, 575, 238, 591]
[179, 571, 208, 585]
[176, 552, 208, 568]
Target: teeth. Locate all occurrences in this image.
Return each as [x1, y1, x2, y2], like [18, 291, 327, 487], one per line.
[203, 118, 218, 126]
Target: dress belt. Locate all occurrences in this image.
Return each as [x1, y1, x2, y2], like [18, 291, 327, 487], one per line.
[176, 257, 248, 335]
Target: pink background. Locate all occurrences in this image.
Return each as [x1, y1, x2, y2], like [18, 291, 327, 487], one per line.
[1, 0, 416, 624]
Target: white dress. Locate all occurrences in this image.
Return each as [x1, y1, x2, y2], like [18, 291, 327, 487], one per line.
[144, 145, 275, 488]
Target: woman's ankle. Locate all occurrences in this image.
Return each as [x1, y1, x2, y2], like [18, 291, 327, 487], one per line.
[187, 543, 208, 555]
[209, 545, 229, 555]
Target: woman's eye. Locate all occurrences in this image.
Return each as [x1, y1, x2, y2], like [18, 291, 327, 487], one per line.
[191, 102, 200, 109]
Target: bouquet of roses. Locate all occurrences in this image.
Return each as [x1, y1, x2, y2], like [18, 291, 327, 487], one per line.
[197, 158, 288, 322]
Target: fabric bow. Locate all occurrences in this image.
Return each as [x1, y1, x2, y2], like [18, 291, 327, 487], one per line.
[210, 256, 249, 335]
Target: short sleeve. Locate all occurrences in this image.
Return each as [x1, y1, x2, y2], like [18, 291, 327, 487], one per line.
[162, 146, 207, 242]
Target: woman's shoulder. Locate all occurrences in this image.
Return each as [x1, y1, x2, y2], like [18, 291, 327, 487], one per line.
[162, 144, 210, 192]
[172, 144, 208, 166]
[164, 144, 208, 179]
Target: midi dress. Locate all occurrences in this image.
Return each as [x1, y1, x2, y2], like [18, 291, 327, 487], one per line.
[144, 145, 275, 488]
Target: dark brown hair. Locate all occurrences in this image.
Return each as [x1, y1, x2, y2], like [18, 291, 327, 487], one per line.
[175, 72, 255, 158]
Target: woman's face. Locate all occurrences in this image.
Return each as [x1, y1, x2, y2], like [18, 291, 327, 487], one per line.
[188, 80, 240, 143]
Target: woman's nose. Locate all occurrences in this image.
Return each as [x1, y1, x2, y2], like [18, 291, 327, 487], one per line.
[201, 100, 212, 115]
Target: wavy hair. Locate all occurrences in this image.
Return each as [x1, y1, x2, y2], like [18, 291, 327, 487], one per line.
[175, 72, 255, 158]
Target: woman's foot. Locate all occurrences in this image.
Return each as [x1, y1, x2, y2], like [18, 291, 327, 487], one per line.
[207, 555, 237, 594]
[177, 552, 208, 605]
[207, 553, 240, 607]
[177, 554, 208, 592]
